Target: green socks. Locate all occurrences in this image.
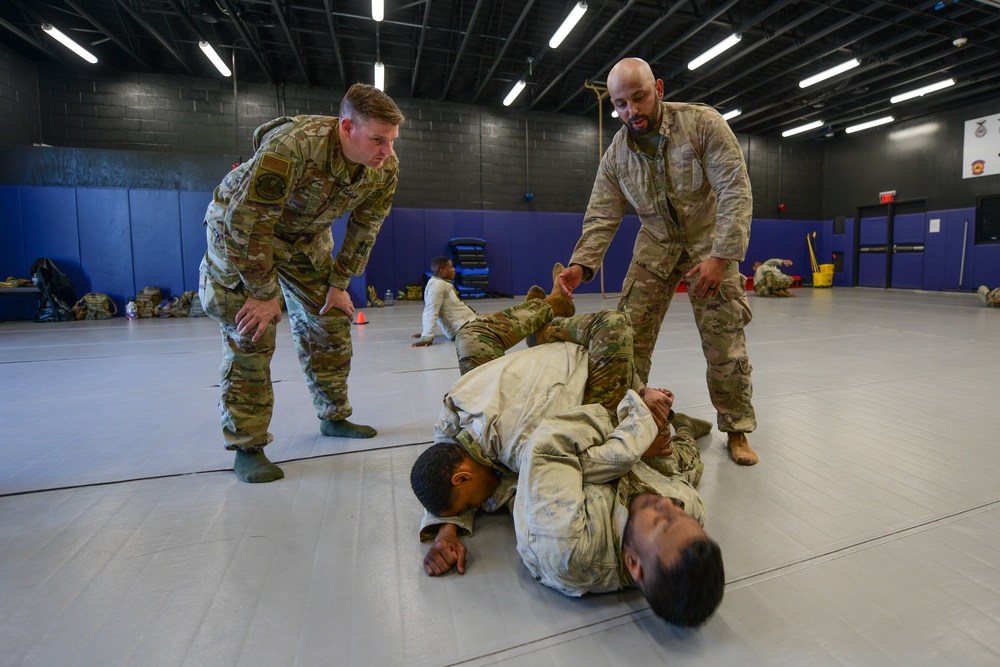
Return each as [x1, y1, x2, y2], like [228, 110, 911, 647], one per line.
[234, 449, 285, 483]
[320, 419, 377, 438]
[672, 413, 713, 440]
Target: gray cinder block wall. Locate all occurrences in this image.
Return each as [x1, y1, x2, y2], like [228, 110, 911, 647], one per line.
[0, 41, 824, 218]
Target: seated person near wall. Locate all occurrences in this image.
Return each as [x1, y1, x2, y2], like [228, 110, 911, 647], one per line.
[410, 309, 725, 627]
[977, 285, 1000, 307]
[411, 258, 574, 375]
[752, 258, 796, 297]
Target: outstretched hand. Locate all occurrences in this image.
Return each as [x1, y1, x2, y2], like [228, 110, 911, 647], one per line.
[558, 264, 583, 296]
[423, 524, 467, 576]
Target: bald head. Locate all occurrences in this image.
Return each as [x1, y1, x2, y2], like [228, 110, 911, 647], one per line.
[607, 58, 664, 136]
[608, 58, 656, 92]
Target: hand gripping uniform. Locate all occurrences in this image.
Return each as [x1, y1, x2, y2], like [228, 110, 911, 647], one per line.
[569, 101, 756, 435]
[199, 115, 398, 450]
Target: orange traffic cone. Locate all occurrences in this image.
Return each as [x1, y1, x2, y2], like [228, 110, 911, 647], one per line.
[354, 311, 367, 325]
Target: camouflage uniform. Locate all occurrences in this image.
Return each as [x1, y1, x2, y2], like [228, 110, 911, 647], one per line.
[514, 423, 706, 597]
[569, 101, 756, 435]
[199, 115, 398, 451]
[420, 310, 646, 540]
[417, 276, 566, 376]
[753, 258, 794, 296]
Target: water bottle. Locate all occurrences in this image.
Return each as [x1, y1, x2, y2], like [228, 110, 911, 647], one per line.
[384, 289, 394, 306]
[125, 298, 137, 319]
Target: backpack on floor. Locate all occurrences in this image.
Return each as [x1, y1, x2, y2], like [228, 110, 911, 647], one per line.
[159, 290, 198, 317]
[135, 286, 162, 318]
[30, 257, 76, 323]
[72, 292, 117, 320]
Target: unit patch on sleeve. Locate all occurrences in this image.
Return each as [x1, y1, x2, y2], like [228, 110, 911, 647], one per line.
[248, 152, 294, 204]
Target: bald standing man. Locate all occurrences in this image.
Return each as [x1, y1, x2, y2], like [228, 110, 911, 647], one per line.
[559, 58, 759, 466]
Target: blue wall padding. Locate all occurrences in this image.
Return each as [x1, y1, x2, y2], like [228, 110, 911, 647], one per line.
[859, 255, 887, 287]
[21, 187, 83, 291]
[5, 183, 1000, 322]
[890, 212, 925, 290]
[833, 216, 855, 287]
[483, 211, 513, 293]
[77, 188, 134, 305]
[129, 190, 185, 298]
[0, 185, 34, 321]
[893, 213, 925, 245]
[859, 216, 888, 245]
[892, 254, 924, 289]
[179, 192, 212, 292]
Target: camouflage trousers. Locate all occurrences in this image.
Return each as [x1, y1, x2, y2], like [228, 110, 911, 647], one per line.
[456, 299, 555, 375]
[459, 307, 637, 414]
[619, 253, 756, 434]
[754, 270, 793, 296]
[199, 256, 354, 451]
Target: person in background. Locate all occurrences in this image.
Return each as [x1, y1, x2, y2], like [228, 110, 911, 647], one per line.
[977, 285, 1000, 307]
[752, 258, 796, 297]
[411, 259, 574, 375]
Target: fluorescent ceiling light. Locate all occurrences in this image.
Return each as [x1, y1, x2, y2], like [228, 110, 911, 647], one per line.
[503, 80, 526, 106]
[688, 34, 742, 70]
[799, 58, 860, 88]
[372, 0, 384, 22]
[199, 42, 231, 77]
[549, 2, 587, 49]
[890, 78, 955, 103]
[374, 62, 385, 90]
[845, 116, 894, 134]
[41, 24, 97, 63]
[782, 120, 823, 137]
[721, 109, 742, 121]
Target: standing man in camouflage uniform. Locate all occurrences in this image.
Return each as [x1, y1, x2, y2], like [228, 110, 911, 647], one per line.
[559, 57, 758, 466]
[199, 84, 403, 483]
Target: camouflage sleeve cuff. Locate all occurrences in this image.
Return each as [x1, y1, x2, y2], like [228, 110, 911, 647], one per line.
[328, 273, 352, 290]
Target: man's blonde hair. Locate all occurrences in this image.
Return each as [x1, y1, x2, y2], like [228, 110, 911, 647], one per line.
[340, 83, 405, 126]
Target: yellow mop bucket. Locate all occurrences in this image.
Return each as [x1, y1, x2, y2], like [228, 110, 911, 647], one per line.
[807, 234, 833, 287]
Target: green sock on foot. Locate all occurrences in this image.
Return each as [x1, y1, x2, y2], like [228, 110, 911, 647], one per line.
[234, 449, 284, 483]
[672, 413, 713, 440]
[320, 419, 377, 438]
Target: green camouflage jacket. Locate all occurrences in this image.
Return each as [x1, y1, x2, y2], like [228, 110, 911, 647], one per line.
[202, 115, 399, 298]
[570, 102, 752, 281]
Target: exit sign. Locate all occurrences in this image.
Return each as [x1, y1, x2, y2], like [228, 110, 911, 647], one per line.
[879, 190, 896, 204]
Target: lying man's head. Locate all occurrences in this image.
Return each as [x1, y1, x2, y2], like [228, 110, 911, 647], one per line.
[621, 493, 725, 627]
[410, 443, 500, 517]
[752, 261, 763, 271]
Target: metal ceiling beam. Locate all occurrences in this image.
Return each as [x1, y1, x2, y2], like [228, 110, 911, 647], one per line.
[722, 2, 952, 132]
[63, 0, 151, 70]
[0, 15, 59, 61]
[218, 0, 278, 85]
[410, 0, 432, 97]
[320, 0, 346, 87]
[530, 0, 637, 109]
[471, 0, 533, 103]
[440, 0, 484, 100]
[555, 0, 689, 113]
[657, 0, 799, 95]
[112, 0, 195, 75]
[270, 0, 310, 86]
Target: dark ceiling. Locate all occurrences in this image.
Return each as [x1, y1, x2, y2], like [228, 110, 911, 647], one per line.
[2, 0, 1000, 138]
